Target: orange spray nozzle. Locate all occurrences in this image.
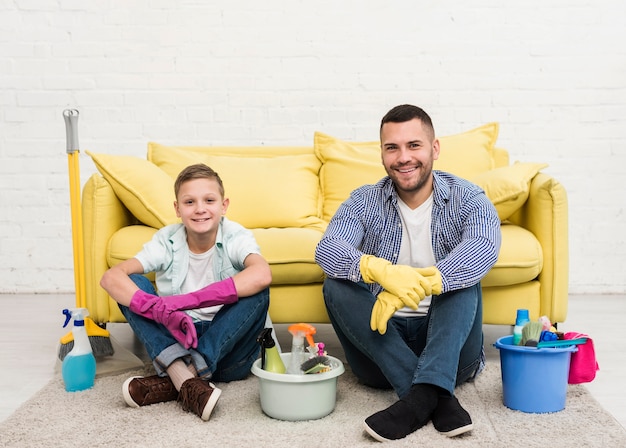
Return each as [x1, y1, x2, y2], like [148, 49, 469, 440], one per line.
[288, 322, 316, 347]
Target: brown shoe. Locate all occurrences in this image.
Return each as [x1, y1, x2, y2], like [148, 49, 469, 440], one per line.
[122, 375, 178, 408]
[178, 377, 222, 421]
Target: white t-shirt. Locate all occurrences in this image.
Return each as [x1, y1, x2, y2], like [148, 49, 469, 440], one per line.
[395, 193, 436, 316]
[180, 246, 223, 321]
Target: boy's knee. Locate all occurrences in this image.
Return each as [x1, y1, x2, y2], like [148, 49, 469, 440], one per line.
[129, 274, 156, 294]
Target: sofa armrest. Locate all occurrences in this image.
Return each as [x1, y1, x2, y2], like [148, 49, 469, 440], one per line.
[82, 173, 136, 324]
[508, 172, 569, 323]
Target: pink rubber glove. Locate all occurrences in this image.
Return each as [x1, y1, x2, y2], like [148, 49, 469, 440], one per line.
[130, 290, 198, 349]
[155, 278, 238, 314]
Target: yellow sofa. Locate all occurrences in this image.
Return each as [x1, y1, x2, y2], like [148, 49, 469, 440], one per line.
[81, 123, 568, 327]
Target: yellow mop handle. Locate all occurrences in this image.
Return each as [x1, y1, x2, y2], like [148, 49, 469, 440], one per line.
[64, 109, 86, 308]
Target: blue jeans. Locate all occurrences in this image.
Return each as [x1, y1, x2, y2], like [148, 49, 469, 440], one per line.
[323, 278, 483, 398]
[119, 274, 269, 382]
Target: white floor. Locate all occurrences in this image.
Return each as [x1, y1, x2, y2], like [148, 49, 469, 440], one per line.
[0, 293, 624, 430]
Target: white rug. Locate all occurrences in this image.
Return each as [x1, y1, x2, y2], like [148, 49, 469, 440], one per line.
[1, 360, 624, 448]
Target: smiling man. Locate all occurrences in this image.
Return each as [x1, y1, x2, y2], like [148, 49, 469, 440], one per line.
[315, 104, 501, 441]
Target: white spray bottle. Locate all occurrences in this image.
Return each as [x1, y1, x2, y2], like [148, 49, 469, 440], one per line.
[61, 308, 96, 392]
[286, 323, 316, 374]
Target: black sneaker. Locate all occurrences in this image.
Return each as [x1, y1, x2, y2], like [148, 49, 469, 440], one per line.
[178, 377, 222, 421]
[363, 384, 438, 442]
[122, 375, 178, 407]
[431, 395, 473, 437]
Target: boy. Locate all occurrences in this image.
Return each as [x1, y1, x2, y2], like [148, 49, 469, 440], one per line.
[100, 163, 272, 421]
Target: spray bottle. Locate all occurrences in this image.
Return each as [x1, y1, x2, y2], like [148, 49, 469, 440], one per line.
[257, 328, 286, 373]
[286, 323, 316, 375]
[61, 308, 96, 392]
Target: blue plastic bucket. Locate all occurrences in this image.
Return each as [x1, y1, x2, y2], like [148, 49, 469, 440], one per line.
[494, 335, 577, 413]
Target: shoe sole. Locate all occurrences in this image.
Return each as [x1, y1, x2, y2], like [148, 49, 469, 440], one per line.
[200, 383, 222, 421]
[439, 422, 474, 438]
[363, 421, 393, 442]
[122, 376, 142, 408]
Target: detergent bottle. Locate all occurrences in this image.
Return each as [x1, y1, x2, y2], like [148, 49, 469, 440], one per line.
[287, 323, 316, 374]
[257, 328, 286, 373]
[512, 309, 530, 346]
[61, 308, 96, 392]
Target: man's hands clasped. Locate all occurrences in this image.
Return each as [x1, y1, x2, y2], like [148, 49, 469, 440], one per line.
[360, 255, 433, 307]
[360, 255, 443, 334]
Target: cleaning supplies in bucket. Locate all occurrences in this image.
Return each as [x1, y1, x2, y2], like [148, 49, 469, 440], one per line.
[495, 335, 577, 413]
[251, 353, 345, 421]
[61, 308, 97, 392]
[251, 323, 346, 420]
[258, 323, 337, 376]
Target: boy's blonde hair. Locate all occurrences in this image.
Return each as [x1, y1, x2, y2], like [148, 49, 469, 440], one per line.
[174, 164, 225, 198]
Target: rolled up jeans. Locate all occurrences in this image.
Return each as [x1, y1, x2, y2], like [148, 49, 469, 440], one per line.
[119, 273, 269, 382]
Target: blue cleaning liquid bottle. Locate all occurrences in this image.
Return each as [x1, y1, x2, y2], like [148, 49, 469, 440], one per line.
[61, 308, 96, 392]
[512, 309, 530, 346]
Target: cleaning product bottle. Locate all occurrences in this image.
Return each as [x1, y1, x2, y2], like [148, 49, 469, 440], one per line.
[256, 328, 286, 373]
[286, 323, 316, 374]
[512, 309, 530, 346]
[61, 308, 96, 392]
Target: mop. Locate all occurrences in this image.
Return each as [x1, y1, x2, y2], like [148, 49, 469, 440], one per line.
[58, 109, 114, 360]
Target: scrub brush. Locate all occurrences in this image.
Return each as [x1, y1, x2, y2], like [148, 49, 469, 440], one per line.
[300, 356, 331, 374]
[521, 321, 544, 346]
[300, 342, 331, 374]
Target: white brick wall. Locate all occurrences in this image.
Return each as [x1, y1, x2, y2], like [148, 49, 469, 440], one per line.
[1, 1, 625, 294]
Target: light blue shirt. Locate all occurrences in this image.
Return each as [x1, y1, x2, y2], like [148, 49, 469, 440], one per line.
[314, 171, 501, 296]
[135, 217, 261, 296]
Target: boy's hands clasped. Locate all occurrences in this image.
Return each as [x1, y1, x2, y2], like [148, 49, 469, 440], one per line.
[360, 255, 443, 334]
[130, 290, 199, 349]
[129, 278, 239, 349]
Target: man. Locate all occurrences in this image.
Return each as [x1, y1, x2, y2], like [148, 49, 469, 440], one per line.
[314, 104, 501, 441]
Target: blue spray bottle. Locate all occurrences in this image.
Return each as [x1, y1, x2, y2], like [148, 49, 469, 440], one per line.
[61, 308, 96, 392]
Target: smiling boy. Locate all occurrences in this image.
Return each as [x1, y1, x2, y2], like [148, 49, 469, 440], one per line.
[100, 163, 271, 421]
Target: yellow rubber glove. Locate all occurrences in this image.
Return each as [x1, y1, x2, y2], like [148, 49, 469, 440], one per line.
[370, 291, 404, 335]
[414, 266, 443, 295]
[360, 255, 434, 308]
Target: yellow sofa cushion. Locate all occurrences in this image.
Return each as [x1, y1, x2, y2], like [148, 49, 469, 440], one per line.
[314, 132, 386, 222]
[107, 225, 159, 267]
[471, 162, 549, 221]
[148, 145, 324, 230]
[86, 151, 178, 229]
[434, 122, 499, 178]
[314, 123, 500, 221]
[147, 142, 313, 160]
[251, 227, 325, 284]
[482, 223, 543, 287]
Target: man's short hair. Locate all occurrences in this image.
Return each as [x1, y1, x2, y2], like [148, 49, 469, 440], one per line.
[380, 104, 435, 140]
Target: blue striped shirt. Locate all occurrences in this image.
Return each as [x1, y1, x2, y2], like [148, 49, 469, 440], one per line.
[314, 171, 501, 296]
